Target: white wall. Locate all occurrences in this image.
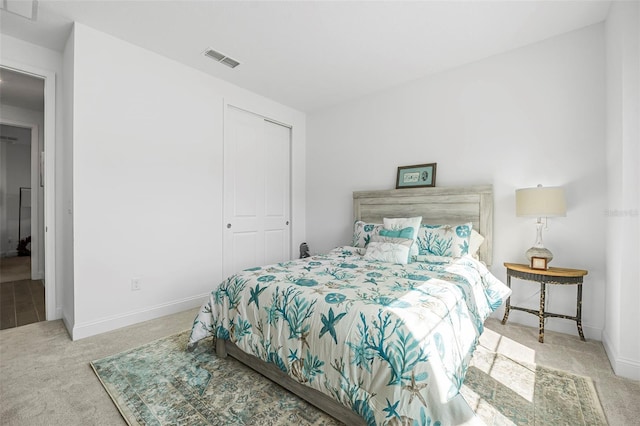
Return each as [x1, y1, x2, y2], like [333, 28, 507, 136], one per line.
[61, 26, 75, 330]
[307, 24, 607, 340]
[603, 1, 640, 380]
[69, 23, 305, 339]
[0, 34, 67, 320]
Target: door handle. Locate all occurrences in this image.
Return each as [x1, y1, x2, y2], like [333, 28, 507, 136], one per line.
[227, 223, 232, 229]
[286, 221, 289, 225]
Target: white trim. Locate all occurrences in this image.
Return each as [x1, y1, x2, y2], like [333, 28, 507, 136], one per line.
[0, 139, 6, 256]
[70, 294, 207, 340]
[30, 125, 41, 279]
[0, 60, 57, 321]
[602, 330, 640, 380]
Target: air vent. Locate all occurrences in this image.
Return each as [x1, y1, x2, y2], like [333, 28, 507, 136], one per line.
[0, 0, 38, 20]
[203, 48, 240, 69]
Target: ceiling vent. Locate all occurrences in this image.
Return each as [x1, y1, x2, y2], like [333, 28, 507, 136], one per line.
[1, 0, 38, 20]
[203, 48, 240, 69]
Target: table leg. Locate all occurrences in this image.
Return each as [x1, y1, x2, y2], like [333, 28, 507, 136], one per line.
[539, 282, 545, 343]
[501, 274, 511, 325]
[577, 283, 585, 341]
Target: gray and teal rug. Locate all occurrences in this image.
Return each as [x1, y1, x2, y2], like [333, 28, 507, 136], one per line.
[91, 331, 607, 425]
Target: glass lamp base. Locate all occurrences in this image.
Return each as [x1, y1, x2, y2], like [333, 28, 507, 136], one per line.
[526, 246, 553, 263]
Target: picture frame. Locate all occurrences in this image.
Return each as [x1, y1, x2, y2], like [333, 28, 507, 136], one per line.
[396, 163, 437, 189]
[530, 256, 548, 270]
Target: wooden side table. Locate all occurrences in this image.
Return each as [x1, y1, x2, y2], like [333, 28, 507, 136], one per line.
[501, 262, 588, 343]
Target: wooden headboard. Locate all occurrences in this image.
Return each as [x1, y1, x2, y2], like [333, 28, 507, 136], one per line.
[353, 185, 493, 266]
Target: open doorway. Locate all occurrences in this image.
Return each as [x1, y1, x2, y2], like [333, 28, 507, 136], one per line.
[0, 68, 46, 329]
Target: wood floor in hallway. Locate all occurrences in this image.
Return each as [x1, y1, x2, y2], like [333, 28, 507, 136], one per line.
[0, 256, 45, 330]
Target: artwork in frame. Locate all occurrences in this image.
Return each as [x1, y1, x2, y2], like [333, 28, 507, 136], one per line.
[396, 163, 437, 189]
[530, 256, 548, 270]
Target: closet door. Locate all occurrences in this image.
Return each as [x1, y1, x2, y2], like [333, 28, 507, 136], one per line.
[223, 106, 291, 277]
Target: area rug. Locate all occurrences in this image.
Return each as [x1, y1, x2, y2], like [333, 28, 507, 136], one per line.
[91, 331, 608, 426]
[460, 345, 608, 425]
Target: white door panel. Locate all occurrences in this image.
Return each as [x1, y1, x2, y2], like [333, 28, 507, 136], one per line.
[264, 229, 286, 266]
[231, 231, 259, 273]
[264, 122, 289, 218]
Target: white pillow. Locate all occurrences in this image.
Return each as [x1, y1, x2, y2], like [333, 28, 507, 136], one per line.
[364, 236, 413, 265]
[383, 216, 422, 258]
[469, 230, 485, 260]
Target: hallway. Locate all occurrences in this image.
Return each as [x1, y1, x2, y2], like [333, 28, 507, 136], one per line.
[0, 256, 44, 330]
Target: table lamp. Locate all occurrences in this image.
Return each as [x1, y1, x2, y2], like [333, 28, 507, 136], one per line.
[516, 184, 566, 267]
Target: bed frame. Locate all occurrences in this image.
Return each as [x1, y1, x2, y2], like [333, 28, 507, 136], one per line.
[215, 185, 494, 424]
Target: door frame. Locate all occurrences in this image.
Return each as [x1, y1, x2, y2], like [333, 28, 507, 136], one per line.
[0, 60, 57, 321]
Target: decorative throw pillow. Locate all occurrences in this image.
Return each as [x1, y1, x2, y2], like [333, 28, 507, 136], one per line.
[416, 223, 473, 258]
[379, 227, 415, 239]
[363, 236, 414, 265]
[469, 230, 485, 260]
[352, 221, 383, 248]
[383, 217, 422, 258]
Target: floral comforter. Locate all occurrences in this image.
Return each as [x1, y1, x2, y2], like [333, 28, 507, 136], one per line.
[189, 247, 511, 425]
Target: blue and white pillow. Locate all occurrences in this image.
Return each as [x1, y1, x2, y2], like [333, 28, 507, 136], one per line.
[352, 221, 384, 248]
[416, 223, 473, 258]
[383, 216, 422, 258]
[379, 227, 415, 239]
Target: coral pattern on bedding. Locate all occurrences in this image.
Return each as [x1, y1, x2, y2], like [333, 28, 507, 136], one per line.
[189, 247, 511, 426]
[416, 223, 473, 258]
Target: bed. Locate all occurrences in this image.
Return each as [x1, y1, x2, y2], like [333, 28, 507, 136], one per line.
[188, 185, 511, 425]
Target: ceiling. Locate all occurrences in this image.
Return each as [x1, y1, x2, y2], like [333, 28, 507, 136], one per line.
[0, 1, 612, 112]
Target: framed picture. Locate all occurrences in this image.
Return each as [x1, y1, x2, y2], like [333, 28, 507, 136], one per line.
[396, 163, 437, 189]
[531, 257, 548, 270]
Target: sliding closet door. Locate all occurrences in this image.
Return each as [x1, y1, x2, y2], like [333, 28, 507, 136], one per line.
[223, 106, 291, 277]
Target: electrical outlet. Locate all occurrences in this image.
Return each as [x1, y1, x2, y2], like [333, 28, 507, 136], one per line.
[131, 278, 141, 291]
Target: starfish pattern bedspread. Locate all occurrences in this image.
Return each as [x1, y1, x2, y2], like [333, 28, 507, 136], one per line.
[189, 247, 511, 425]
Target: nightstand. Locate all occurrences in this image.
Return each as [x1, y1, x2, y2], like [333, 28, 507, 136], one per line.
[501, 262, 588, 343]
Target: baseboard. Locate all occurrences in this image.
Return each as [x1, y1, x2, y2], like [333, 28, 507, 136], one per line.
[602, 331, 640, 380]
[71, 294, 207, 341]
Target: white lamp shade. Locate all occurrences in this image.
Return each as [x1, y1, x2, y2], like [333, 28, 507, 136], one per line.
[516, 186, 566, 218]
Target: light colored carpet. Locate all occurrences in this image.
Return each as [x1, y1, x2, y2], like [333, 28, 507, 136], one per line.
[91, 330, 607, 425]
[1, 310, 638, 425]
